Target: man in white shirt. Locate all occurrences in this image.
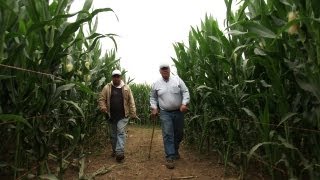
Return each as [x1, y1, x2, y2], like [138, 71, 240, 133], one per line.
[150, 62, 190, 169]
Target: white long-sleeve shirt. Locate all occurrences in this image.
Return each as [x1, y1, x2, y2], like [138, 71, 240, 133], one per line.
[150, 76, 190, 111]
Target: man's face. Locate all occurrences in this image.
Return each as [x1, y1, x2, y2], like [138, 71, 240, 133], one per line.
[112, 74, 121, 86]
[160, 66, 170, 80]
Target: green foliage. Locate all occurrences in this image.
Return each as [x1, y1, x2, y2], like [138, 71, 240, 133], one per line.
[129, 83, 156, 126]
[0, 0, 120, 178]
[174, 0, 320, 179]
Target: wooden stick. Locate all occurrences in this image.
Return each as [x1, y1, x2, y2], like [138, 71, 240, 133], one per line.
[148, 115, 156, 159]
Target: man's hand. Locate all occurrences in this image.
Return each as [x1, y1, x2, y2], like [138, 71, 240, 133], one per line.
[151, 108, 158, 119]
[180, 104, 188, 112]
[130, 115, 140, 121]
[100, 107, 110, 120]
[100, 107, 107, 113]
[129, 115, 140, 124]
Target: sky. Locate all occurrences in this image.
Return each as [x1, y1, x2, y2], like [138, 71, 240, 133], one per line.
[70, 0, 231, 84]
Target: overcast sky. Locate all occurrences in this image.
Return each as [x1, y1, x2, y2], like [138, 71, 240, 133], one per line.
[71, 0, 231, 84]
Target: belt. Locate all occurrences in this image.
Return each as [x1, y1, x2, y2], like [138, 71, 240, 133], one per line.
[165, 109, 180, 112]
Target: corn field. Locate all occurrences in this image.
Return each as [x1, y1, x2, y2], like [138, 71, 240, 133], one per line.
[0, 0, 121, 179]
[1, 0, 320, 179]
[173, 0, 320, 179]
[129, 83, 155, 126]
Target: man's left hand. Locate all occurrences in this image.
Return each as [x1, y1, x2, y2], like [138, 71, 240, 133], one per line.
[180, 104, 188, 112]
[130, 115, 141, 121]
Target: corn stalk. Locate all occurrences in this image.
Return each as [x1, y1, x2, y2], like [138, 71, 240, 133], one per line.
[0, 0, 119, 178]
[174, 0, 320, 179]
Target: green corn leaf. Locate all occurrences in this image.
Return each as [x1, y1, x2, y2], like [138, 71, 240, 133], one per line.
[73, 81, 95, 96]
[0, 114, 32, 128]
[209, 116, 229, 123]
[227, 30, 247, 36]
[248, 142, 276, 159]
[254, 48, 267, 56]
[196, 85, 213, 91]
[46, 8, 115, 66]
[279, 0, 292, 7]
[0, 1, 14, 13]
[277, 113, 297, 127]
[241, 107, 258, 121]
[82, 33, 118, 56]
[68, 118, 77, 126]
[187, 115, 201, 124]
[233, 45, 248, 54]
[63, 133, 74, 141]
[39, 174, 59, 180]
[260, 80, 271, 87]
[0, 162, 8, 167]
[62, 100, 85, 119]
[82, 0, 93, 11]
[27, 11, 89, 35]
[295, 76, 320, 101]
[53, 83, 75, 100]
[0, 75, 16, 80]
[243, 21, 277, 39]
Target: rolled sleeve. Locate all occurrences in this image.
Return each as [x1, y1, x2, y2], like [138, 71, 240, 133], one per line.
[179, 78, 190, 105]
[150, 83, 158, 109]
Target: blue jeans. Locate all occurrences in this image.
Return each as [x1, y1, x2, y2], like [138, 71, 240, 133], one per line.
[109, 118, 129, 155]
[159, 110, 184, 160]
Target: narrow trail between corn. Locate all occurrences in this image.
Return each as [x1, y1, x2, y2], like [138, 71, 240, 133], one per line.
[65, 126, 238, 179]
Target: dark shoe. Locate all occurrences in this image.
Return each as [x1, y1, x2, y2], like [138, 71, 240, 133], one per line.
[165, 159, 175, 169]
[116, 154, 125, 162]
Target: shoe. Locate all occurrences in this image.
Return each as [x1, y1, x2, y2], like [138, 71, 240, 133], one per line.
[116, 154, 125, 162]
[165, 159, 175, 169]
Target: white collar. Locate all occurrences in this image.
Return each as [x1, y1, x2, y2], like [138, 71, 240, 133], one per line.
[111, 80, 125, 88]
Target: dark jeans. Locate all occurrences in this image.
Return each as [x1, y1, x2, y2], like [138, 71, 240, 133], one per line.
[159, 110, 184, 160]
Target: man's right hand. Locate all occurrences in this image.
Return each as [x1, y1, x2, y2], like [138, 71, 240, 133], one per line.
[151, 108, 158, 120]
[100, 107, 107, 113]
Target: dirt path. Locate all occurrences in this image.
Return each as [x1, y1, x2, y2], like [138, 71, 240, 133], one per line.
[65, 126, 237, 179]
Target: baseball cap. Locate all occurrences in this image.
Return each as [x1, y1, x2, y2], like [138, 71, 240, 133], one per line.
[159, 61, 170, 69]
[112, 69, 121, 76]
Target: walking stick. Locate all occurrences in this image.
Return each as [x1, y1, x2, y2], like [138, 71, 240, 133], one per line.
[148, 115, 156, 159]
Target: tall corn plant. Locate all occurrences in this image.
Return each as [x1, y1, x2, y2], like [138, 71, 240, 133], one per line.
[173, 14, 255, 176]
[129, 83, 153, 126]
[228, 0, 320, 179]
[0, 0, 118, 178]
[174, 0, 320, 179]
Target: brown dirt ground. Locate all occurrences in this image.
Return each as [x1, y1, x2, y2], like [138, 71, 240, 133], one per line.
[64, 125, 239, 180]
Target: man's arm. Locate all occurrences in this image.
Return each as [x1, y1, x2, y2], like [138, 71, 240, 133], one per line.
[179, 78, 190, 105]
[179, 77, 190, 112]
[150, 83, 159, 117]
[98, 85, 108, 113]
